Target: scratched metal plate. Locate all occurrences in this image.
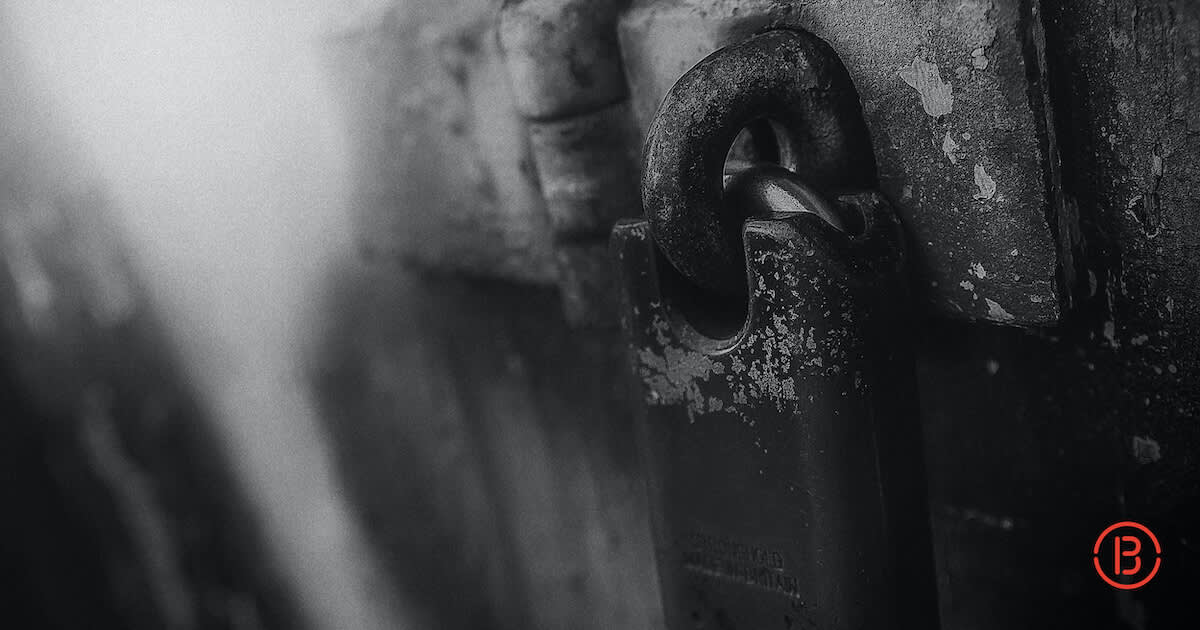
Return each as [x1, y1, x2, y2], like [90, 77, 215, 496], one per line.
[618, 0, 1064, 325]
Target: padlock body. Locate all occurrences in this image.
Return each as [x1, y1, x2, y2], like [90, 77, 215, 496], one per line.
[613, 195, 938, 629]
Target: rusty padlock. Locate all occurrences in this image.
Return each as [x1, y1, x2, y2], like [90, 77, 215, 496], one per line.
[613, 29, 939, 629]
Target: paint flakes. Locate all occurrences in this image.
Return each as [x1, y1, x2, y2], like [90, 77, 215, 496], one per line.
[986, 359, 1000, 375]
[959, 280, 975, 291]
[968, 262, 987, 279]
[942, 132, 961, 164]
[1132, 436, 1162, 464]
[898, 57, 953, 117]
[972, 162, 996, 200]
[984, 298, 1013, 321]
[1102, 320, 1117, 346]
[971, 47, 989, 70]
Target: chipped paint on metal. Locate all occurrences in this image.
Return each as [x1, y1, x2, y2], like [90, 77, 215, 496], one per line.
[618, 0, 1065, 324]
[984, 298, 1014, 321]
[1102, 320, 1118, 346]
[1132, 435, 1162, 464]
[973, 162, 997, 200]
[942, 131, 961, 164]
[971, 47, 990, 70]
[631, 250, 859, 424]
[616, 193, 905, 427]
[898, 57, 954, 117]
[635, 306, 722, 412]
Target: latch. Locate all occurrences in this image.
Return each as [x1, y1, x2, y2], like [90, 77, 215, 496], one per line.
[331, 0, 1069, 328]
[619, 0, 1068, 326]
[614, 29, 939, 628]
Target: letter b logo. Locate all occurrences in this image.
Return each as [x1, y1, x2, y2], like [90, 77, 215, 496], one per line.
[1094, 522, 1161, 590]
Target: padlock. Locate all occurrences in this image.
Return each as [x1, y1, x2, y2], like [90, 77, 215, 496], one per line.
[613, 29, 939, 629]
[618, 0, 1067, 326]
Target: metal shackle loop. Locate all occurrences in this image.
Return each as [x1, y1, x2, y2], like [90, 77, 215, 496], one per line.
[641, 28, 877, 297]
[723, 164, 858, 235]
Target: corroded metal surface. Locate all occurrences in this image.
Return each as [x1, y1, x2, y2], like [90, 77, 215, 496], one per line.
[642, 28, 876, 297]
[613, 192, 937, 629]
[620, 0, 1066, 325]
[322, 4, 557, 283]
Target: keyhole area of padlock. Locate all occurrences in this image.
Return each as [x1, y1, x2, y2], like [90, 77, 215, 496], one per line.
[722, 118, 799, 185]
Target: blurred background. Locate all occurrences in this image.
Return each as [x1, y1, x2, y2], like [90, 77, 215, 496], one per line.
[2, 1, 444, 628]
[0, 2, 660, 628]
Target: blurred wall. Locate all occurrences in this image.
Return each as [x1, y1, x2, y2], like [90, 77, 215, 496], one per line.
[2, 1, 418, 628]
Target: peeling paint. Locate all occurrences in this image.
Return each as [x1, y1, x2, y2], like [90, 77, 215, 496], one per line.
[1102, 320, 1117, 346]
[942, 131, 961, 164]
[622, 219, 882, 425]
[971, 47, 989, 70]
[984, 298, 1014, 321]
[1132, 435, 1162, 464]
[898, 57, 954, 117]
[637, 313, 723, 413]
[973, 162, 997, 200]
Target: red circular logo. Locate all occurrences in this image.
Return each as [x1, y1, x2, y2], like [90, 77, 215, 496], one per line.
[1093, 521, 1161, 590]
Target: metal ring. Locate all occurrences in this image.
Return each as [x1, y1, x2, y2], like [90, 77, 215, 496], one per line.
[641, 28, 876, 297]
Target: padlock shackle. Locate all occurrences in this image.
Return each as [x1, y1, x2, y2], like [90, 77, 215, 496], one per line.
[723, 165, 865, 237]
[641, 28, 877, 297]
